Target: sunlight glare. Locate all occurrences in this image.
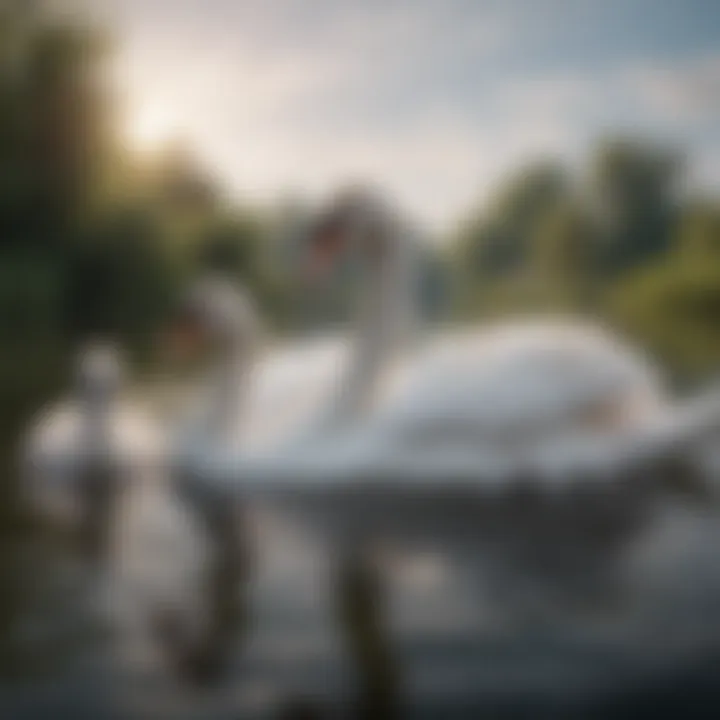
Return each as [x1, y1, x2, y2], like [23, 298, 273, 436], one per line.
[126, 105, 179, 153]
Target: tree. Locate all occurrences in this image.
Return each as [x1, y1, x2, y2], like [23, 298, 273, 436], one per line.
[608, 199, 720, 381]
[450, 160, 570, 317]
[675, 200, 720, 262]
[528, 203, 599, 311]
[456, 160, 569, 277]
[591, 136, 683, 274]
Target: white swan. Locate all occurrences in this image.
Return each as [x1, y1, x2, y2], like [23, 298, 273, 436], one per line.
[150, 275, 271, 685]
[158, 200, 720, 707]
[22, 343, 162, 562]
[182, 188, 720, 564]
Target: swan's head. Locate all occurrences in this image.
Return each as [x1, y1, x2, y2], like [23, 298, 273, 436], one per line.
[74, 343, 123, 408]
[168, 276, 260, 364]
[304, 185, 395, 279]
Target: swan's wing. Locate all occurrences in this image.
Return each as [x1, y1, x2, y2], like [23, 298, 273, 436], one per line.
[25, 396, 164, 467]
[23, 403, 83, 476]
[377, 322, 665, 442]
[22, 398, 166, 522]
[21, 403, 86, 521]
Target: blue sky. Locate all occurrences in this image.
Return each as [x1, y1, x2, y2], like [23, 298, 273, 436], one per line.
[106, 0, 720, 229]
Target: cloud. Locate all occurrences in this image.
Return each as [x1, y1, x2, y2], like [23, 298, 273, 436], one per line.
[624, 55, 720, 124]
[201, 105, 583, 233]
[107, 0, 720, 233]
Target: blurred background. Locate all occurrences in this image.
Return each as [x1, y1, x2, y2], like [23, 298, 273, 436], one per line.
[0, 0, 718, 716]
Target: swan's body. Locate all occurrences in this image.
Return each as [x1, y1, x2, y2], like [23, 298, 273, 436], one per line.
[173, 191, 720, 610]
[191, 327, 717, 540]
[23, 346, 162, 536]
[184, 315, 720, 624]
[197, 319, 667, 470]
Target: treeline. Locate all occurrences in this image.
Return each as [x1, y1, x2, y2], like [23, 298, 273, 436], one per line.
[450, 142, 720, 382]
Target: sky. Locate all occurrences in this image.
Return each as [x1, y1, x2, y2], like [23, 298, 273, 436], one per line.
[102, 0, 720, 231]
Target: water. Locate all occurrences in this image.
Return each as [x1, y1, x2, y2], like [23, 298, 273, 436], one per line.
[4, 471, 720, 719]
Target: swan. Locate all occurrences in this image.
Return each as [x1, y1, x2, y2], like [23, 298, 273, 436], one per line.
[149, 275, 271, 686]
[157, 197, 720, 711]
[22, 342, 162, 565]
[179, 187, 720, 591]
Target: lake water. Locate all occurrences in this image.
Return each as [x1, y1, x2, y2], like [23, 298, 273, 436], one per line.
[5, 470, 720, 719]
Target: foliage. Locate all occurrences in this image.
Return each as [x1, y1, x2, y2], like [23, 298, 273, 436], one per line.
[0, 4, 270, 519]
[608, 203, 720, 379]
[450, 138, 719, 382]
[591, 136, 683, 273]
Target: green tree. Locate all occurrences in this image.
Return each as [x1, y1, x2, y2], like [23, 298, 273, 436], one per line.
[456, 160, 569, 277]
[675, 200, 720, 262]
[451, 160, 570, 317]
[591, 136, 683, 274]
[609, 200, 720, 381]
[528, 203, 599, 311]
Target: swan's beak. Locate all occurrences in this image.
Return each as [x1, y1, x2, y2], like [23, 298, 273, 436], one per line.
[163, 317, 207, 362]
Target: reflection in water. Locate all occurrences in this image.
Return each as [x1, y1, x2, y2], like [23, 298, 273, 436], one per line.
[5, 476, 720, 718]
[150, 497, 252, 689]
[334, 546, 401, 720]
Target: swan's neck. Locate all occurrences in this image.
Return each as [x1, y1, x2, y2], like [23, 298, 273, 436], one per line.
[332, 223, 420, 425]
[204, 341, 252, 442]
